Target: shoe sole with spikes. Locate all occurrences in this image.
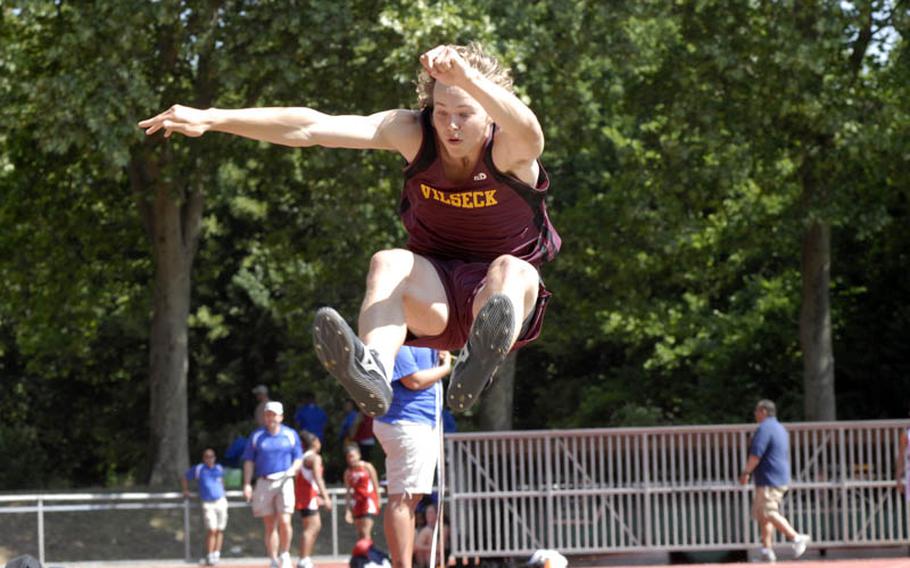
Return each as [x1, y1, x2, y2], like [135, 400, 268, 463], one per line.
[312, 307, 392, 417]
[447, 294, 515, 414]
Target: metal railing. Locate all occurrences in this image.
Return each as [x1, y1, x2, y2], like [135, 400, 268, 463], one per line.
[5, 420, 909, 563]
[0, 487, 358, 565]
[445, 420, 910, 557]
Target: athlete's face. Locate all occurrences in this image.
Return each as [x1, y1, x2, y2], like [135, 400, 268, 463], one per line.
[345, 449, 360, 467]
[432, 82, 491, 159]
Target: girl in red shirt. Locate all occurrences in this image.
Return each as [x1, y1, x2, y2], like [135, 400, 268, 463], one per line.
[343, 443, 381, 540]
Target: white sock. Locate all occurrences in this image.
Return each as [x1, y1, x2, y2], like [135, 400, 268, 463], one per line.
[367, 347, 392, 384]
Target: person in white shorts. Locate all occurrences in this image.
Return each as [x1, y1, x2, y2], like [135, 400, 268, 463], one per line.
[242, 401, 304, 568]
[374, 346, 451, 568]
[182, 448, 229, 566]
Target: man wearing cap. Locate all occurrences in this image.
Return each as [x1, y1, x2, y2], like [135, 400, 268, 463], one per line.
[242, 401, 305, 568]
[252, 385, 271, 427]
[182, 448, 229, 566]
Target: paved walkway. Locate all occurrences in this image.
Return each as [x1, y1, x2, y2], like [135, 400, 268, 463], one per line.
[47, 556, 910, 568]
[48, 559, 348, 568]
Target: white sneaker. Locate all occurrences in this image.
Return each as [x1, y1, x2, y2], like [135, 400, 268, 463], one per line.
[269, 558, 280, 568]
[279, 552, 293, 568]
[297, 558, 312, 568]
[759, 548, 776, 563]
[792, 534, 811, 558]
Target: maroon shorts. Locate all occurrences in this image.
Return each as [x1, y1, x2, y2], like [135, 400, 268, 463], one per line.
[403, 257, 552, 352]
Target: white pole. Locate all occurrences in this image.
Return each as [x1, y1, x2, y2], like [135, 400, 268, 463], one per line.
[184, 497, 192, 561]
[38, 497, 45, 566]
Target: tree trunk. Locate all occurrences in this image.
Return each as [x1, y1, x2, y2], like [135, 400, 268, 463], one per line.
[148, 232, 191, 486]
[130, 148, 205, 486]
[133, 1, 218, 486]
[799, 219, 836, 421]
[477, 352, 516, 431]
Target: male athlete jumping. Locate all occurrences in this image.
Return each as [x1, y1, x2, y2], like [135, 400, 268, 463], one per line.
[139, 43, 560, 417]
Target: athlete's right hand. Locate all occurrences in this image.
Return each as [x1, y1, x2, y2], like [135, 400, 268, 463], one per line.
[242, 483, 253, 502]
[420, 45, 471, 88]
[138, 104, 210, 138]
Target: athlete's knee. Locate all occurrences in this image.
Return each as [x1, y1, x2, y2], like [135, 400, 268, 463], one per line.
[488, 255, 538, 287]
[367, 248, 414, 280]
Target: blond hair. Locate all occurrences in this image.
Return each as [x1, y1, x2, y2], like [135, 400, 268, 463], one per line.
[416, 42, 514, 109]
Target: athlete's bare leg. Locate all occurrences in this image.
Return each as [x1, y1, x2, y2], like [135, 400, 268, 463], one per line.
[358, 248, 449, 373]
[313, 248, 449, 416]
[447, 255, 540, 413]
[471, 255, 540, 346]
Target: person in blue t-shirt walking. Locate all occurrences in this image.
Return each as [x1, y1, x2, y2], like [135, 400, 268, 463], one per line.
[374, 346, 451, 568]
[182, 448, 228, 566]
[738, 399, 811, 563]
[242, 401, 305, 568]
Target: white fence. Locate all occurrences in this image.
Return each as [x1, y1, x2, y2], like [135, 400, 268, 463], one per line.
[5, 420, 909, 564]
[0, 487, 355, 565]
[445, 420, 910, 557]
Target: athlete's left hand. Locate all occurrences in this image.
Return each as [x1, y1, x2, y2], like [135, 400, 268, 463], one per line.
[420, 45, 471, 87]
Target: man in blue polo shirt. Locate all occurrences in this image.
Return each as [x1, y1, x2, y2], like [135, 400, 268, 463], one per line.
[182, 448, 228, 566]
[374, 346, 451, 568]
[242, 401, 304, 568]
[738, 399, 811, 562]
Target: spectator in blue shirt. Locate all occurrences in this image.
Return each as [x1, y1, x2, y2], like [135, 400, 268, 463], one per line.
[738, 399, 811, 563]
[373, 346, 450, 568]
[441, 408, 457, 434]
[223, 433, 248, 469]
[294, 391, 328, 445]
[242, 401, 305, 568]
[339, 399, 358, 447]
[182, 448, 228, 566]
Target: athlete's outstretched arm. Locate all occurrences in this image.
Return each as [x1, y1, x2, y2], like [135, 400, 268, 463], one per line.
[421, 45, 544, 164]
[138, 105, 420, 157]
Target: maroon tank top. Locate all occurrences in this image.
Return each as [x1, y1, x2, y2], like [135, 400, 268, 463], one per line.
[399, 109, 561, 267]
